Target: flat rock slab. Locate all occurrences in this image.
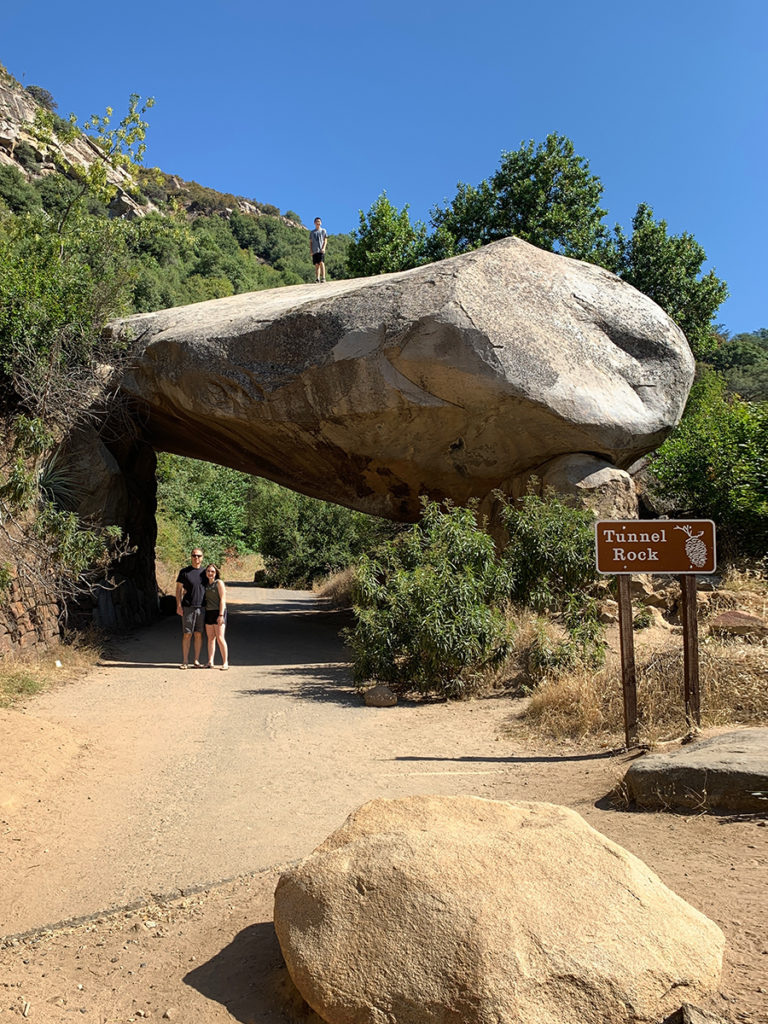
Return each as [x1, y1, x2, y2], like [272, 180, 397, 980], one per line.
[623, 728, 768, 813]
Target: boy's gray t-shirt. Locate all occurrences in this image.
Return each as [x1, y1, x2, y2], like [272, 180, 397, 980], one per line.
[310, 227, 327, 253]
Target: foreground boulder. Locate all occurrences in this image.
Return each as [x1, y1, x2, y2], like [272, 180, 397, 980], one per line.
[273, 795, 724, 1024]
[111, 238, 693, 520]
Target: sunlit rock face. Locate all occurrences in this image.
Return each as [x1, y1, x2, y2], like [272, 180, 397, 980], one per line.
[110, 237, 694, 520]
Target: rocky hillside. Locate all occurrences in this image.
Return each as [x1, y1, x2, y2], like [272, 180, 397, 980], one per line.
[0, 61, 305, 229]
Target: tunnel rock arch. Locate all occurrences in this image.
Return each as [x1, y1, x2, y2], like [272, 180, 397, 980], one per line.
[77, 238, 695, 626]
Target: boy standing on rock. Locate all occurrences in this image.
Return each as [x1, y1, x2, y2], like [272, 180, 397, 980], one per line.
[309, 217, 328, 282]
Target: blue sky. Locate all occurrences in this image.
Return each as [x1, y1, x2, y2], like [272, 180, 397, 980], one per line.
[2, 0, 765, 334]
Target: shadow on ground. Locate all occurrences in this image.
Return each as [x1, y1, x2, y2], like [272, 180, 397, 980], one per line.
[395, 750, 628, 765]
[235, 662, 357, 706]
[105, 597, 353, 671]
[184, 920, 322, 1023]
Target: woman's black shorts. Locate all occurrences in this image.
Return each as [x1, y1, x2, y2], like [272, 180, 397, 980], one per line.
[205, 609, 227, 626]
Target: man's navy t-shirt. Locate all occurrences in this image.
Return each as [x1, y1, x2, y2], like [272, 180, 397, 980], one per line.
[176, 566, 207, 607]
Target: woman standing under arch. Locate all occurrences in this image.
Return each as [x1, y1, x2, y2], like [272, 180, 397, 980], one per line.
[203, 564, 229, 670]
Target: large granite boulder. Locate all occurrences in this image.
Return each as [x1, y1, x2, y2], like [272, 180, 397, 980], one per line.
[273, 795, 724, 1024]
[111, 238, 694, 520]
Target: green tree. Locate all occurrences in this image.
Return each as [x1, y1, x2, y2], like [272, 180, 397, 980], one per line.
[352, 135, 727, 352]
[0, 206, 134, 414]
[431, 133, 608, 260]
[30, 93, 154, 233]
[708, 328, 768, 402]
[604, 203, 728, 359]
[347, 192, 428, 276]
[155, 454, 252, 566]
[650, 371, 768, 555]
[250, 479, 399, 587]
[324, 232, 354, 281]
[25, 85, 57, 111]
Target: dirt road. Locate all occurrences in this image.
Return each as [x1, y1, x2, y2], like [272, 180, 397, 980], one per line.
[0, 586, 766, 1023]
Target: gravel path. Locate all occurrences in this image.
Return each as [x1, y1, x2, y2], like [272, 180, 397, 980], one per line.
[1, 585, 557, 934]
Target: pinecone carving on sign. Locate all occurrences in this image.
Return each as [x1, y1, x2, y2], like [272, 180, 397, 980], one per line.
[675, 525, 708, 567]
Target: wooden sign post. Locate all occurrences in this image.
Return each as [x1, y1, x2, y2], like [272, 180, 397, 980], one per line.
[595, 520, 716, 748]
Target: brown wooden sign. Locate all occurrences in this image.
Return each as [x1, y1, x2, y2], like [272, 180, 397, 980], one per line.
[595, 519, 716, 575]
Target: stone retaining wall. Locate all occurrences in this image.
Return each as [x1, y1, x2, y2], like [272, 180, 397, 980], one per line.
[0, 576, 60, 656]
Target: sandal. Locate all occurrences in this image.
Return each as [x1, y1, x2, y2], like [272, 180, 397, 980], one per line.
[221, 664, 229, 671]
[193, 661, 203, 668]
[180, 663, 188, 670]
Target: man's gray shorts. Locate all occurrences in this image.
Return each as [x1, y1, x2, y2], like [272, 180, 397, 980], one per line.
[182, 606, 205, 634]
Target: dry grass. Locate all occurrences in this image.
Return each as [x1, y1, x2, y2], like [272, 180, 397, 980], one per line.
[154, 557, 179, 596]
[510, 567, 768, 745]
[0, 632, 105, 708]
[155, 552, 265, 593]
[720, 563, 768, 595]
[521, 638, 768, 745]
[313, 566, 358, 607]
[220, 551, 264, 583]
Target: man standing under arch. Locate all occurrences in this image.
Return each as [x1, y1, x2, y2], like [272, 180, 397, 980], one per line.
[176, 547, 206, 668]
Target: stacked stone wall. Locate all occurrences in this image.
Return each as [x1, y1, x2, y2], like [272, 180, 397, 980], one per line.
[0, 575, 60, 656]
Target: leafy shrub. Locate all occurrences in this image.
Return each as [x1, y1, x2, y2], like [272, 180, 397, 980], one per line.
[517, 603, 605, 680]
[0, 206, 134, 406]
[33, 175, 109, 222]
[499, 490, 605, 673]
[13, 141, 43, 174]
[499, 487, 600, 613]
[252, 480, 399, 588]
[0, 561, 13, 593]
[650, 371, 768, 556]
[344, 500, 513, 698]
[522, 616, 580, 677]
[178, 180, 238, 216]
[633, 606, 653, 630]
[0, 166, 38, 214]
